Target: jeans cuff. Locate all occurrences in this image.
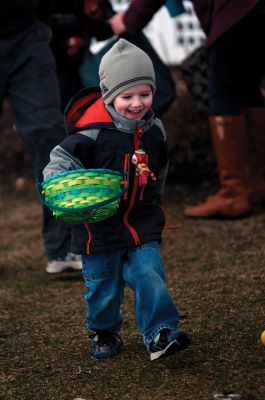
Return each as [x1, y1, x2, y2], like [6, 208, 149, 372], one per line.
[87, 319, 123, 333]
[143, 320, 179, 348]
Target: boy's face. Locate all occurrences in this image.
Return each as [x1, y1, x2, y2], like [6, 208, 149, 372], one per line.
[113, 84, 153, 121]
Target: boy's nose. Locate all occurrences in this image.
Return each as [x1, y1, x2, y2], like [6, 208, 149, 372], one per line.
[132, 96, 142, 106]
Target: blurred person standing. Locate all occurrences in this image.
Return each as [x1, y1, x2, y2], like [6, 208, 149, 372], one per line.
[0, 1, 82, 273]
[109, 0, 181, 35]
[38, 0, 113, 110]
[184, 0, 265, 218]
[38, 0, 86, 110]
[110, 0, 265, 218]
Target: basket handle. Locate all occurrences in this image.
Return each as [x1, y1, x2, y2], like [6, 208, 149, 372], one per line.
[35, 178, 128, 214]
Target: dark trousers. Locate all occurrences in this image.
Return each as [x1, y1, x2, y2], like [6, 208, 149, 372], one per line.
[0, 21, 71, 259]
[53, 52, 84, 110]
[208, 8, 265, 115]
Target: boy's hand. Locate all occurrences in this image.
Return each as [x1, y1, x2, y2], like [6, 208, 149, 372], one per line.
[109, 12, 127, 35]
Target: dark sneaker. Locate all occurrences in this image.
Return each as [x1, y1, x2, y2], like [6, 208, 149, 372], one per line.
[90, 331, 123, 360]
[149, 329, 190, 361]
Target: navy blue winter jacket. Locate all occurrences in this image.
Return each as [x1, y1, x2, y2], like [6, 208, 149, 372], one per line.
[0, 1, 39, 36]
[43, 88, 168, 255]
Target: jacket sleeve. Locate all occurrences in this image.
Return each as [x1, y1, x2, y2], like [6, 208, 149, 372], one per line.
[42, 144, 85, 179]
[42, 129, 98, 180]
[192, 0, 213, 37]
[123, 0, 166, 33]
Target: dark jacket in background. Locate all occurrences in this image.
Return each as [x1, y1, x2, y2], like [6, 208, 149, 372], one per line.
[193, 0, 261, 46]
[37, 0, 113, 108]
[122, 0, 263, 46]
[123, 0, 165, 34]
[0, 0, 39, 36]
[37, 0, 113, 57]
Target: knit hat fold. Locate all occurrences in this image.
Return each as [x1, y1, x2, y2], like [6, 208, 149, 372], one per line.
[99, 39, 156, 104]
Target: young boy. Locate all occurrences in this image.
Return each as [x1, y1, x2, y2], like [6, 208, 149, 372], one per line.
[43, 39, 190, 361]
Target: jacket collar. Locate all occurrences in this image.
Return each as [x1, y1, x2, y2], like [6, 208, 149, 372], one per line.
[64, 87, 156, 135]
[105, 104, 155, 134]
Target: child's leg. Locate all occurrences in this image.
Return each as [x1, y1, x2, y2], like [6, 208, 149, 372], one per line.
[82, 251, 125, 332]
[123, 241, 180, 348]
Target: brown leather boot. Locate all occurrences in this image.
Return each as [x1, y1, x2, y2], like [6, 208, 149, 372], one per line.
[244, 107, 265, 204]
[184, 115, 252, 218]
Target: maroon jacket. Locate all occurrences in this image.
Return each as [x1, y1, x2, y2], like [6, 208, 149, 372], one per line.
[123, 0, 261, 46]
[193, 0, 260, 46]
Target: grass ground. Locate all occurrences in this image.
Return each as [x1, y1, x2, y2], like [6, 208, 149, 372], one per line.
[1, 182, 264, 400]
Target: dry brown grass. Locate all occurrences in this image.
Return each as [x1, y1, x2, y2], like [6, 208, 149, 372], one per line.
[1, 182, 265, 400]
[1, 68, 264, 399]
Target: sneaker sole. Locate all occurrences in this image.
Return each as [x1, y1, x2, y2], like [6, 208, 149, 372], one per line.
[150, 336, 190, 361]
[91, 347, 123, 360]
[46, 261, 82, 274]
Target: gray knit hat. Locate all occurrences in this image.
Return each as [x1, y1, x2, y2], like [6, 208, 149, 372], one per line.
[99, 39, 156, 104]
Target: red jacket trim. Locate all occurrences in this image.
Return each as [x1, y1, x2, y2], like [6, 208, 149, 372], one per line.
[76, 98, 113, 127]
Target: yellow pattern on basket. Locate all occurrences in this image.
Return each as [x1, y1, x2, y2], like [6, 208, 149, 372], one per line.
[41, 169, 124, 223]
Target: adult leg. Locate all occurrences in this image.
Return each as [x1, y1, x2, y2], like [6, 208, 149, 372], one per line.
[184, 114, 251, 217]
[6, 22, 72, 260]
[184, 10, 265, 218]
[241, 11, 265, 204]
[55, 54, 84, 110]
[244, 107, 265, 204]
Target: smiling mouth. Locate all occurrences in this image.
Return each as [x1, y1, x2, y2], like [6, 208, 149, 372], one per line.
[128, 109, 143, 114]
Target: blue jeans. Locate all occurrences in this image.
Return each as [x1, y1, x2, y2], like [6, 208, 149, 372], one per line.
[82, 241, 180, 348]
[0, 21, 71, 259]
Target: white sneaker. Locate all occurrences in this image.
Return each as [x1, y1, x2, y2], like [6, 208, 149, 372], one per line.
[46, 253, 82, 274]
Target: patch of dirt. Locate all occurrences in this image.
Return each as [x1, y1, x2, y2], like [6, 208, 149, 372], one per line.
[1, 185, 265, 400]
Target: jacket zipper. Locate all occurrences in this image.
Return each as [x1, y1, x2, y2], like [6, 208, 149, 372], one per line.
[85, 223, 93, 255]
[123, 174, 141, 245]
[123, 153, 130, 201]
[85, 127, 144, 251]
[122, 127, 143, 246]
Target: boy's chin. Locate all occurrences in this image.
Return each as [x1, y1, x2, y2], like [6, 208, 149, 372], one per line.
[126, 111, 146, 120]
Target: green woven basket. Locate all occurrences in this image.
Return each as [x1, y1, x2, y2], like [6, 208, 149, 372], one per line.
[37, 169, 125, 223]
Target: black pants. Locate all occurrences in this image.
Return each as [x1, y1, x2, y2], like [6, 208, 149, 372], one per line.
[208, 8, 265, 115]
[0, 21, 71, 259]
